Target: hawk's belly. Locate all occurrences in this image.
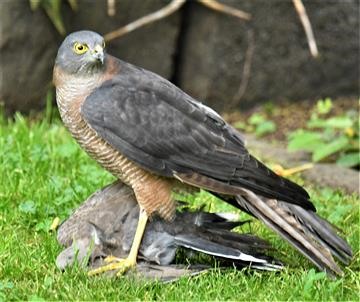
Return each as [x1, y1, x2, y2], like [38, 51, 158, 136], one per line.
[56, 85, 175, 220]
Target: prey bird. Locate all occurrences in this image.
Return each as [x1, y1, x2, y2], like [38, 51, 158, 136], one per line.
[53, 30, 352, 277]
[56, 181, 282, 274]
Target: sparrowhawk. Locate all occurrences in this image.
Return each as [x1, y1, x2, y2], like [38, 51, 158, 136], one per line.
[53, 30, 352, 277]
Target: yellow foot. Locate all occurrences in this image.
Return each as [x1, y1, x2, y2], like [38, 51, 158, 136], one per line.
[272, 163, 314, 177]
[88, 207, 148, 277]
[104, 255, 121, 263]
[88, 256, 137, 276]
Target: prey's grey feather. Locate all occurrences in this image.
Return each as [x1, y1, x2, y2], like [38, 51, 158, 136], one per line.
[56, 181, 281, 272]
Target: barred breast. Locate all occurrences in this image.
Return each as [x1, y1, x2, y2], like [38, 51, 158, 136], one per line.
[54, 66, 175, 220]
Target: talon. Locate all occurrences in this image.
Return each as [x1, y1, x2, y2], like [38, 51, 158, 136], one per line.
[88, 257, 136, 276]
[115, 258, 137, 276]
[104, 255, 121, 263]
[88, 207, 148, 277]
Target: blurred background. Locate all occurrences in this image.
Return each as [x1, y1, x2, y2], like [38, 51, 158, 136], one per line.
[0, 0, 358, 114]
[0, 0, 359, 174]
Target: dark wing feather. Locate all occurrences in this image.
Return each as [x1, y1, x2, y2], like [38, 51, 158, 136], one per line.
[81, 58, 313, 210]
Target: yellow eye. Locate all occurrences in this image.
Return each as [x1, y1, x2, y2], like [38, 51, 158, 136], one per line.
[73, 42, 88, 54]
[102, 41, 106, 48]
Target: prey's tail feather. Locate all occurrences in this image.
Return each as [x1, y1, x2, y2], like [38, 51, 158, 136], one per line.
[199, 228, 273, 253]
[175, 234, 267, 263]
[180, 209, 246, 231]
[173, 211, 283, 271]
[175, 230, 283, 271]
[179, 210, 273, 252]
[234, 189, 352, 277]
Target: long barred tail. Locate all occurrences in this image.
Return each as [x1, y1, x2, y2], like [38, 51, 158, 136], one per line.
[234, 189, 352, 277]
[174, 172, 352, 277]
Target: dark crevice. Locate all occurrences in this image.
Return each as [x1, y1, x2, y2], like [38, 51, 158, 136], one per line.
[170, 1, 192, 86]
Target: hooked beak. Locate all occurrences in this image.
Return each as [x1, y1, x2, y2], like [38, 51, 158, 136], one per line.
[92, 44, 104, 64]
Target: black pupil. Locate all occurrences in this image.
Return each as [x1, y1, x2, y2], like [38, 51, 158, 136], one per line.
[78, 45, 83, 50]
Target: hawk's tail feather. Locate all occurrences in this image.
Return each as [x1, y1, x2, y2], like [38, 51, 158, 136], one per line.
[234, 190, 352, 277]
[285, 204, 352, 264]
[173, 172, 352, 276]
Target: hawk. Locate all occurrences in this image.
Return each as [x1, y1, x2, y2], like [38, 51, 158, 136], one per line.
[53, 30, 352, 277]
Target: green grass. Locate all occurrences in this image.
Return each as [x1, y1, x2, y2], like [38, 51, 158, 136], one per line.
[0, 113, 359, 301]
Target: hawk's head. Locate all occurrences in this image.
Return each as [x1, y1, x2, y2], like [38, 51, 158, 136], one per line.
[55, 30, 106, 75]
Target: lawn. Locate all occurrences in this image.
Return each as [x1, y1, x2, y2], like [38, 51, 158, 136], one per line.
[0, 113, 359, 301]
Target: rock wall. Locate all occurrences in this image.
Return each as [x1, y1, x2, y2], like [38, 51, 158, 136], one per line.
[0, 0, 61, 113]
[0, 0, 181, 114]
[178, 0, 359, 111]
[0, 0, 358, 114]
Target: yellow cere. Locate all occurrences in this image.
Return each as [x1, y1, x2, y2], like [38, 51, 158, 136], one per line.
[74, 42, 88, 54]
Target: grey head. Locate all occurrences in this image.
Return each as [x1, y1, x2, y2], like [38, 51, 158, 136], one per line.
[55, 30, 106, 75]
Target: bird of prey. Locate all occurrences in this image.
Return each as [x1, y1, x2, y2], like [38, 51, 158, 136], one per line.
[53, 30, 352, 277]
[56, 181, 282, 276]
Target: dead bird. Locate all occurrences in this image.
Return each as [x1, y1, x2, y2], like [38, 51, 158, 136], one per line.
[56, 181, 282, 274]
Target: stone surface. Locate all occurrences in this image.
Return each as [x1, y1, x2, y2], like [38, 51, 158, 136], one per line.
[178, 0, 359, 112]
[1, 0, 359, 114]
[0, 0, 61, 113]
[245, 134, 359, 195]
[0, 0, 180, 114]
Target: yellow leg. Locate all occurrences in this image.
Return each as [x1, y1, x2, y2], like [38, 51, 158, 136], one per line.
[88, 207, 148, 276]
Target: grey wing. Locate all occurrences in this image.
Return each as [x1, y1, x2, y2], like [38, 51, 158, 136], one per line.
[81, 64, 313, 210]
[141, 210, 282, 271]
[81, 79, 247, 178]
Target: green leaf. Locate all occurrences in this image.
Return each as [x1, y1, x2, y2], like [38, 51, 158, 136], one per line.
[308, 116, 353, 129]
[316, 98, 333, 115]
[43, 0, 66, 35]
[44, 275, 54, 287]
[312, 136, 349, 162]
[307, 118, 328, 128]
[336, 152, 360, 167]
[303, 269, 327, 295]
[29, 0, 41, 10]
[67, 0, 78, 11]
[233, 121, 247, 130]
[0, 281, 14, 290]
[328, 204, 353, 223]
[56, 143, 78, 158]
[248, 113, 265, 125]
[35, 219, 52, 232]
[18, 200, 37, 214]
[255, 121, 276, 137]
[325, 116, 353, 129]
[29, 0, 67, 35]
[287, 131, 323, 152]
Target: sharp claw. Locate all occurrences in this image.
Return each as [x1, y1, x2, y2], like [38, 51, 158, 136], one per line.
[104, 255, 121, 263]
[87, 257, 137, 276]
[88, 207, 147, 277]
